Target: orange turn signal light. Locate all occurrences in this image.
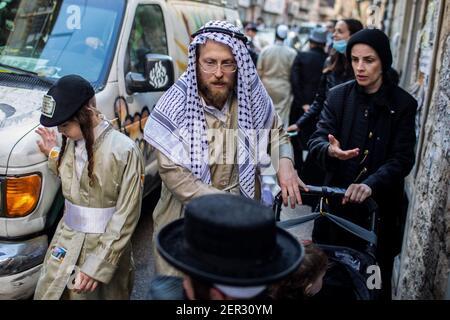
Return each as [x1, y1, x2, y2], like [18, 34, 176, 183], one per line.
[6, 174, 41, 217]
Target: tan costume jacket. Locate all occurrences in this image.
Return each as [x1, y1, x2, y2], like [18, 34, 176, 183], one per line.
[257, 42, 297, 126]
[34, 124, 144, 300]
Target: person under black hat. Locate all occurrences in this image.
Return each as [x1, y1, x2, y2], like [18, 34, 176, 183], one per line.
[40, 74, 95, 127]
[245, 22, 258, 32]
[309, 27, 328, 45]
[244, 22, 261, 64]
[152, 194, 304, 300]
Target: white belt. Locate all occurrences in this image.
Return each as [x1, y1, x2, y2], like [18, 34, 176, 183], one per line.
[64, 200, 115, 234]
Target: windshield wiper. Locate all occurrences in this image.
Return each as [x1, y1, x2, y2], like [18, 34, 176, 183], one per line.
[0, 62, 38, 76]
[0, 62, 54, 85]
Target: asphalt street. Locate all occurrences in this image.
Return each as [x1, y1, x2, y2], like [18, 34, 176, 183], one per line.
[130, 188, 158, 300]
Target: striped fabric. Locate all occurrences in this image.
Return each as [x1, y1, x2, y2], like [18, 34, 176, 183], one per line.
[144, 20, 274, 199]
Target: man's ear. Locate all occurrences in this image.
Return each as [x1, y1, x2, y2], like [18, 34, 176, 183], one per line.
[210, 287, 228, 300]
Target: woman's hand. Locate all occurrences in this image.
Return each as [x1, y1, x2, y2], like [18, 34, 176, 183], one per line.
[327, 134, 359, 160]
[342, 183, 372, 204]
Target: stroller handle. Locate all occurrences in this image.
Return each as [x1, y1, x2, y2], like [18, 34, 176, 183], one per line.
[273, 185, 379, 255]
[304, 185, 346, 197]
[302, 185, 378, 212]
[273, 185, 378, 222]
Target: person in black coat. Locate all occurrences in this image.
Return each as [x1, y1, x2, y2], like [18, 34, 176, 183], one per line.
[292, 19, 364, 132]
[288, 19, 363, 188]
[308, 29, 417, 300]
[289, 27, 328, 183]
[290, 27, 328, 126]
[244, 22, 260, 66]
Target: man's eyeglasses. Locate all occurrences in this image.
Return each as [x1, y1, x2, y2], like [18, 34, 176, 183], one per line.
[198, 61, 237, 73]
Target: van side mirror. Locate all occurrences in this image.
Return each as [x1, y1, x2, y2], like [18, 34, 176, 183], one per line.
[126, 54, 174, 93]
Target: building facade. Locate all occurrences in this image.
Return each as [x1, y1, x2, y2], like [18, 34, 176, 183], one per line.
[383, 0, 449, 300]
[238, 0, 335, 26]
[325, 0, 449, 300]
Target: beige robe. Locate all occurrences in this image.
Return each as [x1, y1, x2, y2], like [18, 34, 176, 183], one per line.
[257, 42, 297, 127]
[34, 124, 144, 300]
[152, 97, 294, 275]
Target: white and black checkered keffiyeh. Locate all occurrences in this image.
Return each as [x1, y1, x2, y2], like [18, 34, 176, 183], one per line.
[144, 20, 274, 199]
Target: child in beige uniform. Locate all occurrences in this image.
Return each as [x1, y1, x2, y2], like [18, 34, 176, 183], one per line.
[34, 75, 144, 300]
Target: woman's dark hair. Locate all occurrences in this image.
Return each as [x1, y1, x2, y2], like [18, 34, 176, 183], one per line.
[269, 243, 328, 299]
[324, 18, 364, 76]
[343, 19, 365, 36]
[58, 98, 97, 186]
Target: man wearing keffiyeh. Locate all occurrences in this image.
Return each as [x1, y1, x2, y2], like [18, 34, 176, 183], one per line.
[144, 21, 308, 275]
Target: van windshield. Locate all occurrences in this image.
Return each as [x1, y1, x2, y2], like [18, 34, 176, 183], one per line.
[0, 0, 125, 88]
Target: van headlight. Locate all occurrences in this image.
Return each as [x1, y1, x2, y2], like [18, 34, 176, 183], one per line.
[1, 174, 42, 217]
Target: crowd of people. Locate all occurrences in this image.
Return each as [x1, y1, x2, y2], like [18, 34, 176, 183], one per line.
[32, 16, 417, 301]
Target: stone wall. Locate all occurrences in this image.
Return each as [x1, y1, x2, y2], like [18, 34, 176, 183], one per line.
[396, 0, 450, 299]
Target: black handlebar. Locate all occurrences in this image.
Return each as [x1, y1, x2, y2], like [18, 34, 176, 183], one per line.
[303, 185, 346, 197]
[273, 185, 378, 221]
[303, 185, 378, 212]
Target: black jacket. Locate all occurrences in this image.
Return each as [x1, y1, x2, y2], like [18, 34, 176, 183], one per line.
[290, 47, 327, 124]
[307, 80, 417, 299]
[296, 66, 354, 130]
[308, 80, 417, 293]
[308, 80, 417, 199]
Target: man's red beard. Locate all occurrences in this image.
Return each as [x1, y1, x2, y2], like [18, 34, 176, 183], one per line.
[198, 77, 235, 109]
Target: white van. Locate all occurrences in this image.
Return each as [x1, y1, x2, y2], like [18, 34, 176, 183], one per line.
[0, 0, 241, 299]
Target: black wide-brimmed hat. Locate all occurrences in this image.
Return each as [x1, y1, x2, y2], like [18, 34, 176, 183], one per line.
[40, 74, 95, 127]
[245, 22, 258, 32]
[156, 194, 304, 286]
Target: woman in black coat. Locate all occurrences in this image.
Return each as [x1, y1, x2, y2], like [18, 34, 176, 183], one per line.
[288, 19, 363, 187]
[308, 29, 417, 299]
